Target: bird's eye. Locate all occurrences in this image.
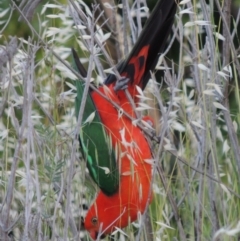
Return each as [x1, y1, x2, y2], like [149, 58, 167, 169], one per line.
[91, 217, 98, 225]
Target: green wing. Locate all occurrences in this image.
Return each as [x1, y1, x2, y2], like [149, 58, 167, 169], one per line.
[72, 49, 119, 195]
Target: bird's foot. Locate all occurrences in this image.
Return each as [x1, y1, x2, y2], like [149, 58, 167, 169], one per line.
[113, 77, 130, 92]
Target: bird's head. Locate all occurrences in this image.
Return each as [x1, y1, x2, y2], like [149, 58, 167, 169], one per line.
[83, 208, 107, 240]
[83, 192, 130, 240]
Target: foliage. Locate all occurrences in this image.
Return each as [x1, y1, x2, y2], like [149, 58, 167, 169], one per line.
[0, 0, 240, 240]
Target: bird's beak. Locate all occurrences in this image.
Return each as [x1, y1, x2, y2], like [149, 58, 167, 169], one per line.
[90, 231, 106, 240]
[100, 233, 106, 239]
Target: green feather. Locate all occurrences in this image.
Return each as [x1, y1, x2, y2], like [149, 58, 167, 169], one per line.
[72, 49, 119, 195]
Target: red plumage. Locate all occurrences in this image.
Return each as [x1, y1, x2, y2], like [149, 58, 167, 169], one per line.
[83, 0, 178, 239]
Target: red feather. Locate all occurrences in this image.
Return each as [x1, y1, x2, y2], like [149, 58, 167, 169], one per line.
[84, 53, 153, 238]
[85, 85, 153, 238]
[83, 0, 178, 238]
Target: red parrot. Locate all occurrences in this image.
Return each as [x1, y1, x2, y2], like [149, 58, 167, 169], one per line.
[74, 0, 177, 239]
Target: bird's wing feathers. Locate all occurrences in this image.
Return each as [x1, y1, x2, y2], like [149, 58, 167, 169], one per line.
[73, 49, 119, 195]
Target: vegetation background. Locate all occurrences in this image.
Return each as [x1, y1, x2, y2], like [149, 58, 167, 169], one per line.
[0, 0, 240, 240]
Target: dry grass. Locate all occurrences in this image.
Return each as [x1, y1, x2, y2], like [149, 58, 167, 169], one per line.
[0, 0, 240, 240]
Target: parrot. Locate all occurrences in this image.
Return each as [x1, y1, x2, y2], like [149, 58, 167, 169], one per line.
[73, 0, 178, 239]
[74, 52, 119, 195]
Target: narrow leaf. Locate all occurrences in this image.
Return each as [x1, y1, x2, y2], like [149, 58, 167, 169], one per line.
[83, 111, 95, 124]
[191, 121, 205, 130]
[179, 0, 191, 4]
[98, 166, 110, 174]
[198, 63, 209, 71]
[213, 102, 228, 111]
[213, 32, 225, 41]
[156, 221, 175, 230]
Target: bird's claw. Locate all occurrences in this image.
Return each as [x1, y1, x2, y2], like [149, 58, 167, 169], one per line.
[113, 77, 130, 92]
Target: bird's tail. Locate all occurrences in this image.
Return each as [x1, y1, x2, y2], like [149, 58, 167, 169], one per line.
[105, 0, 178, 91]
